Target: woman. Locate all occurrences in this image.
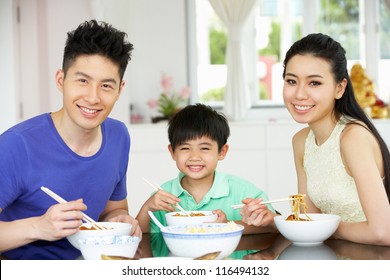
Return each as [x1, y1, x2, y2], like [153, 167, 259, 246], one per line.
[241, 33, 390, 246]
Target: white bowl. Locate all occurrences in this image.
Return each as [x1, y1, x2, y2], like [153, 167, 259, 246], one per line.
[161, 222, 244, 259]
[274, 213, 341, 246]
[165, 211, 218, 226]
[78, 235, 141, 260]
[67, 222, 132, 250]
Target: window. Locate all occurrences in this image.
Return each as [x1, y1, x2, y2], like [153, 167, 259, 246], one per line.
[192, 0, 390, 113]
[195, 0, 227, 106]
[254, 0, 303, 105]
[379, 0, 390, 102]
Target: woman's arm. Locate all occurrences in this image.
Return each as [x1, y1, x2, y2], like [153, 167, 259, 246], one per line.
[336, 124, 390, 246]
[292, 128, 321, 213]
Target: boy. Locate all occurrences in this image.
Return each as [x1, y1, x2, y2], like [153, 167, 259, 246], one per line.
[136, 103, 277, 234]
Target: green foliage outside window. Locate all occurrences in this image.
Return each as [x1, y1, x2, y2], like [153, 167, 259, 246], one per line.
[258, 21, 281, 61]
[380, 0, 390, 59]
[209, 28, 227, 64]
[201, 86, 224, 102]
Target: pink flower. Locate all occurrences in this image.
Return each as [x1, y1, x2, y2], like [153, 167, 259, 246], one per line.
[147, 99, 159, 109]
[180, 86, 191, 99]
[161, 74, 173, 93]
[147, 73, 190, 118]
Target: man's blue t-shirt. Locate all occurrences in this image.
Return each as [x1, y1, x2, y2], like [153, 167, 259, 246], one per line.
[0, 113, 130, 259]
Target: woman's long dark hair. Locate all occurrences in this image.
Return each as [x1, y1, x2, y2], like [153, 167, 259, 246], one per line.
[282, 33, 390, 203]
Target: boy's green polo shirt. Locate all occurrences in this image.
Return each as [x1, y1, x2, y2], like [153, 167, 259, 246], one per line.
[150, 171, 275, 233]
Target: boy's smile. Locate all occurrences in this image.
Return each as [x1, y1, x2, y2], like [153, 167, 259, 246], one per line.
[169, 136, 228, 185]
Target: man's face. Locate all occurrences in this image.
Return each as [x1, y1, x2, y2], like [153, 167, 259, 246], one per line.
[55, 54, 124, 132]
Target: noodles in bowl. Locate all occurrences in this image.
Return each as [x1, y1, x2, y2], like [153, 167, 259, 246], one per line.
[274, 194, 340, 245]
[286, 194, 312, 221]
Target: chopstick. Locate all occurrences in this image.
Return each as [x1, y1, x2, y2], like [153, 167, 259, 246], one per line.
[142, 178, 192, 217]
[40, 186, 107, 230]
[231, 197, 295, 209]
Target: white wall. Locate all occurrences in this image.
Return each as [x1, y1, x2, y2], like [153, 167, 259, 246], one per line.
[0, 0, 18, 133]
[1, 0, 188, 134]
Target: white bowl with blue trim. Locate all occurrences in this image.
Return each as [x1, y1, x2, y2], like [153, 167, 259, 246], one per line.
[67, 222, 132, 250]
[78, 235, 141, 260]
[161, 222, 244, 259]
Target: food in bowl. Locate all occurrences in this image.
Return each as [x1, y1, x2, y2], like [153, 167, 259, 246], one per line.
[67, 222, 132, 250]
[287, 194, 312, 221]
[274, 213, 341, 246]
[285, 214, 311, 221]
[79, 224, 114, 230]
[165, 211, 217, 226]
[78, 235, 141, 260]
[184, 221, 239, 233]
[161, 222, 244, 259]
[173, 212, 205, 217]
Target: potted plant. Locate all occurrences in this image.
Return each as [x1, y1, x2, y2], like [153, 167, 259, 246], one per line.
[147, 73, 190, 123]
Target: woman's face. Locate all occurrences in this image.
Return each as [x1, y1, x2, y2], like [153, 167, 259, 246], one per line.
[283, 54, 345, 126]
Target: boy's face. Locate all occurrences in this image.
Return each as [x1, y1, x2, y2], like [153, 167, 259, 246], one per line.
[55, 54, 124, 132]
[168, 136, 228, 181]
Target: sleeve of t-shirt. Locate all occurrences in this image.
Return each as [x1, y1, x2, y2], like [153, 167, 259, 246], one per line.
[0, 132, 28, 210]
[108, 122, 131, 201]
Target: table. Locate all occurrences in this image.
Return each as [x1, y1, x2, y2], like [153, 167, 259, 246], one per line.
[1, 233, 389, 260]
[137, 232, 390, 260]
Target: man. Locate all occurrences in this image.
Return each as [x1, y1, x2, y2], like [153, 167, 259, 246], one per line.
[0, 20, 141, 259]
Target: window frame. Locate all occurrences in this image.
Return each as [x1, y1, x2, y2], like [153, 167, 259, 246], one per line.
[187, 0, 385, 114]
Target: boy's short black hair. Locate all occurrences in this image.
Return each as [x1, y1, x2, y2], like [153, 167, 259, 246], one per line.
[62, 19, 133, 80]
[168, 103, 230, 152]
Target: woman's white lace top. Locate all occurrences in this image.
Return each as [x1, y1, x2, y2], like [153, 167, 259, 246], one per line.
[304, 118, 366, 222]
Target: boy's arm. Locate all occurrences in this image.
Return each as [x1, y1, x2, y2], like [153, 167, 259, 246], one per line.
[136, 190, 180, 233]
[136, 203, 152, 233]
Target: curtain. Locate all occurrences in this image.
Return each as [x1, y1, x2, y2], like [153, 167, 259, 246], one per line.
[384, 0, 390, 12]
[208, 0, 259, 121]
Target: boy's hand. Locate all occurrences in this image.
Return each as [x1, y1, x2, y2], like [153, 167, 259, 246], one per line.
[146, 190, 180, 212]
[212, 209, 228, 223]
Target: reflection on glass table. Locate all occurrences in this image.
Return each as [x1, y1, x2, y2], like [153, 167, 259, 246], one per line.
[139, 232, 390, 260]
[277, 243, 337, 260]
